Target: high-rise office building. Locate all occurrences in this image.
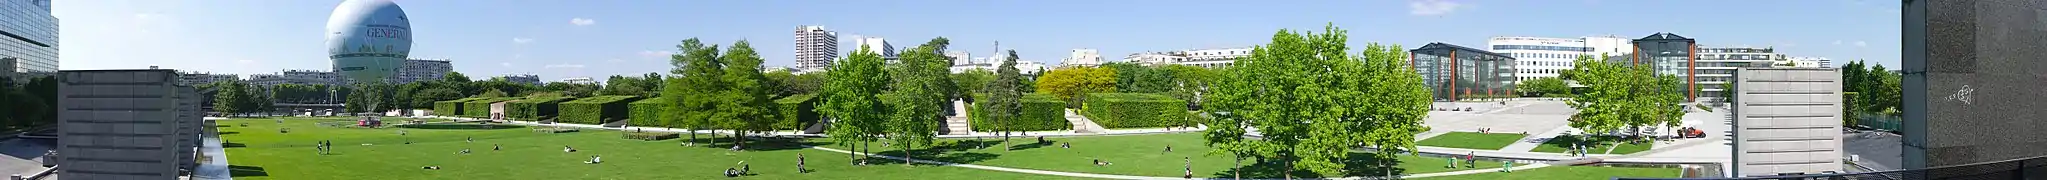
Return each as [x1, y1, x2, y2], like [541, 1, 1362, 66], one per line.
[794, 25, 838, 72]
[395, 58, 452, 83]
[1, 0, 58, 74]
[1487, 36, 1633, 81]
[1410, 43, 1517, 101]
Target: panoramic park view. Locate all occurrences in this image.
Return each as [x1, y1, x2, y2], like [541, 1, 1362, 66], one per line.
[203, 25, 1723, 179]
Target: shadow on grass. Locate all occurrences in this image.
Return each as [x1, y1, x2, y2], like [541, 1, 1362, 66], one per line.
[1004, 140, 1056, 151]
[398, 124, 522, 130]
[1210, 153, 1412, 179]
[223, 142, 246, 148]
[218, 131, 240, 135]
[662, 135, 829, 152]
[229, 165, 268, 177]
[857, 139, 1007, 165]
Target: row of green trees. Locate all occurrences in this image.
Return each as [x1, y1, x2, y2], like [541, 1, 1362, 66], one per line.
[1202, 24, 1435, 178]
[0, 76, 57, 130]
[1841, 60, 1901, 117]
[1033, 62, 1218, 109]
[817, 37, 976, 164]
[1562, 54, 1687, 140]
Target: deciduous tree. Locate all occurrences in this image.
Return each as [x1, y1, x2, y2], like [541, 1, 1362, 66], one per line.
[822, 44, 891, 164]
[1034, 67, 1117, 108]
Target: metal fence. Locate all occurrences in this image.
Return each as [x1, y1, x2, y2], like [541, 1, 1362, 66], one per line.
[1617, 156, 2047, 180]
[1853, 112, 1903, 132]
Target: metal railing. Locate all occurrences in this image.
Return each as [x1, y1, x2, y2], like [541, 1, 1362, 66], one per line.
[1618, 155, 2047, 180]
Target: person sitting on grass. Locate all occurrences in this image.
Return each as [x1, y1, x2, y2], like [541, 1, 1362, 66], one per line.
[1037, 136, 1046, 144]
[1093, 159, 1112, 166]
[724, 167, 739, 177]
[493, 144, 501, 151]
[584, 155, 602, 164]
[460, 148, 471, 155]
[1163, 145, 1173, 153]
[422, 166, 440, 170]
[1061, 142, 1071, 149]
[564, 146, 577, 153]
[466, 137, 474, 143]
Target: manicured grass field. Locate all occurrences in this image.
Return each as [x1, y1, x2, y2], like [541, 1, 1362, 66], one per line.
[1529, 135, 1653, 154]
[814, 133, 1506, 179]
[1411, 165, 1682, 180]
[218, 117, 1079, 180]
[1416, 132, 1528, 150]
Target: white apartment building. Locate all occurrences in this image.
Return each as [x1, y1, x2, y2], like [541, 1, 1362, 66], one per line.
[247, 69, 339, 87]
[1061, 49, 1103, 67]
[177, 71, 239, 86]
[1123, 47, 1250, 68]
[1783, 57, 1828, 68]
[794, 25, 839, 72]
[396, 58, 452, 84]
[950, 59, 1046, 75]
[1486, 36, 1634, 82]
[945, 51, 972, 65]
[1692, 46, 1782, 101]
[559, 77, 596, 84]
[853, 36, 896, 60]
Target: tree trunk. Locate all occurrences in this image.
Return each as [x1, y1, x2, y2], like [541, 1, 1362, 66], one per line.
[1002, 131, 1011, 151]
[688, 128, 699, 146]
[1234, 155, 1243, 180]
[735, 129, 746, 150]
[1284, 157, 1294, 180]
[902, 140, 913, 165]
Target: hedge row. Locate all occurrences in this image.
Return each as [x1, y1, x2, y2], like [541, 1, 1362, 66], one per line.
[463, 97, 523, 118]
[627, 97, 669, 127]
[622, 132, 679, 141]
[506, 96, 576, 121]
[775, 94, 820, 131]
[1079, 93, 1190, 129]
[433, 98, 485, 116]
[559, 96, 642, 124]
[970, 93, 1071, 131]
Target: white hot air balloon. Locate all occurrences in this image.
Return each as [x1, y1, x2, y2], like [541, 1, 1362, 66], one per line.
[326, 0, 411, 83]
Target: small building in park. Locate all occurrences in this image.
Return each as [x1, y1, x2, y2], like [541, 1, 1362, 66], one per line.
[1409, 42, 1517, 101]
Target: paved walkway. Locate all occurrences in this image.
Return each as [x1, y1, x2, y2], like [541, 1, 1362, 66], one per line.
[193, 125, 233, 180]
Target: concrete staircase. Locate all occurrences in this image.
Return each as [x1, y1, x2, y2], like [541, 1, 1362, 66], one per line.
[943, 116, 972, 135]
[1065, 109, 1105, 134]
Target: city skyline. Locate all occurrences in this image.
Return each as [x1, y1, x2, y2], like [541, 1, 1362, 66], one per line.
[54, 0, 1900, 80]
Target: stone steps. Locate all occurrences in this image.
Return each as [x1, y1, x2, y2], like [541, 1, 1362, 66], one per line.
[943, 116, 971, 135]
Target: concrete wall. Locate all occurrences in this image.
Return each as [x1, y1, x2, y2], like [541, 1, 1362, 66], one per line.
[57, 69, 197, 179]
[1905, 0, 2047, 174]
[1731, 68, 1843, 177]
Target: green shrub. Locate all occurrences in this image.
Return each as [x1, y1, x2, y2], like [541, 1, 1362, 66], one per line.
[627, 97, 669, 127]
[558, 96, 642, 124]
[433, 98, 484, 116]
[463, 97, 523, 118]
[774, 94, 820, 131]
[506, 96, 576, 121]
[622, 132, 679, 141]
[970, 93, 1070, 131]
[1079, 93, 1190, 129]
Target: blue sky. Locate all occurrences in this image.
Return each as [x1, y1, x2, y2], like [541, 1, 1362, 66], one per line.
[55, 0, 1901, 81]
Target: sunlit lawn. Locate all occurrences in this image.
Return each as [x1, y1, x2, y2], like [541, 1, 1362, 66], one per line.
[1416, 132, 1528, 150]
[1529, 135, 1654, 154]
[218, 117, 1080, 180]
[1411, 165, 1682, 180]
[814, 133, 1508, 179]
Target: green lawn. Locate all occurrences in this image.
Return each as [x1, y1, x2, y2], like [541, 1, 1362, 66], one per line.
[815, 133, 1504, 179]
[219, 117, 1082, 180]
[1411, 165, 1683, 180]
[1528, 135, 1654, 154]
[1416, 132, 1528, 150]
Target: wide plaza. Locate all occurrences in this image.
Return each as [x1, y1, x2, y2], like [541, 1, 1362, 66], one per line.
[214, 99, 1707, 180]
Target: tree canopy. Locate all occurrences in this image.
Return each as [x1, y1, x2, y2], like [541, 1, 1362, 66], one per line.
[1034, 67, 1117, 108]
[1203, 24, 1432, 177]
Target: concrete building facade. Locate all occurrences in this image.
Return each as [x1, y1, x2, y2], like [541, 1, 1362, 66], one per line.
[1730, 67, 1843, 177]
[176, 71, 239, 86]
[500, 74, 540, 86]
[1, 0, 58, 74]
[247, 69, 340, 87]
[396, 58, 452, 83]
[852, 36, 895, 61]
[794, 25, 838, 72]
[1410, 42, 1517, 101]
[1486, 36, 1633, 81]
[56, 69, 203, 179]
[1122, 47, 1250, 68]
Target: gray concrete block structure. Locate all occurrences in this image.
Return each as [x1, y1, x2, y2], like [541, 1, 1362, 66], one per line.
[1730, 68, 1843, 177]
[56, 69, 204, 180]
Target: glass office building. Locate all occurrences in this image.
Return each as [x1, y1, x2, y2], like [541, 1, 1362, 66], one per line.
[1410, 43, 1516, 101]
[1, 0, 57, 74]
[1627, 33, 1698, 101]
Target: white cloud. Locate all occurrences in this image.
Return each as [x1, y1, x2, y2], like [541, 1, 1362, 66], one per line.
[545, 64, 587, 69]
[640, 50, 674, 58]
[512, 37, 534, 44]
[570, 18, 597, 26]
[1854, 41, 1868, 47]
[1409, 0, 1463, 16]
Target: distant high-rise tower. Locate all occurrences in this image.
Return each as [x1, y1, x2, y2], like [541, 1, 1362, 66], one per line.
[853, 35, 896, 61]
[794, 25, 838, 71]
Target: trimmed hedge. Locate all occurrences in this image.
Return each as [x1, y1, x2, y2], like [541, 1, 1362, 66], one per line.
[433, 98, 484, 117]
[463, 97, 523, 118]
[774, 94, 820, 131]
[970, 93, 1070, 131]
[506, 96, 576, 121]
[627, 97, 669, 127]
[558, 96, 642, 124]
[622, 132, 679, 141]
[1079, 93, 1190, 129]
